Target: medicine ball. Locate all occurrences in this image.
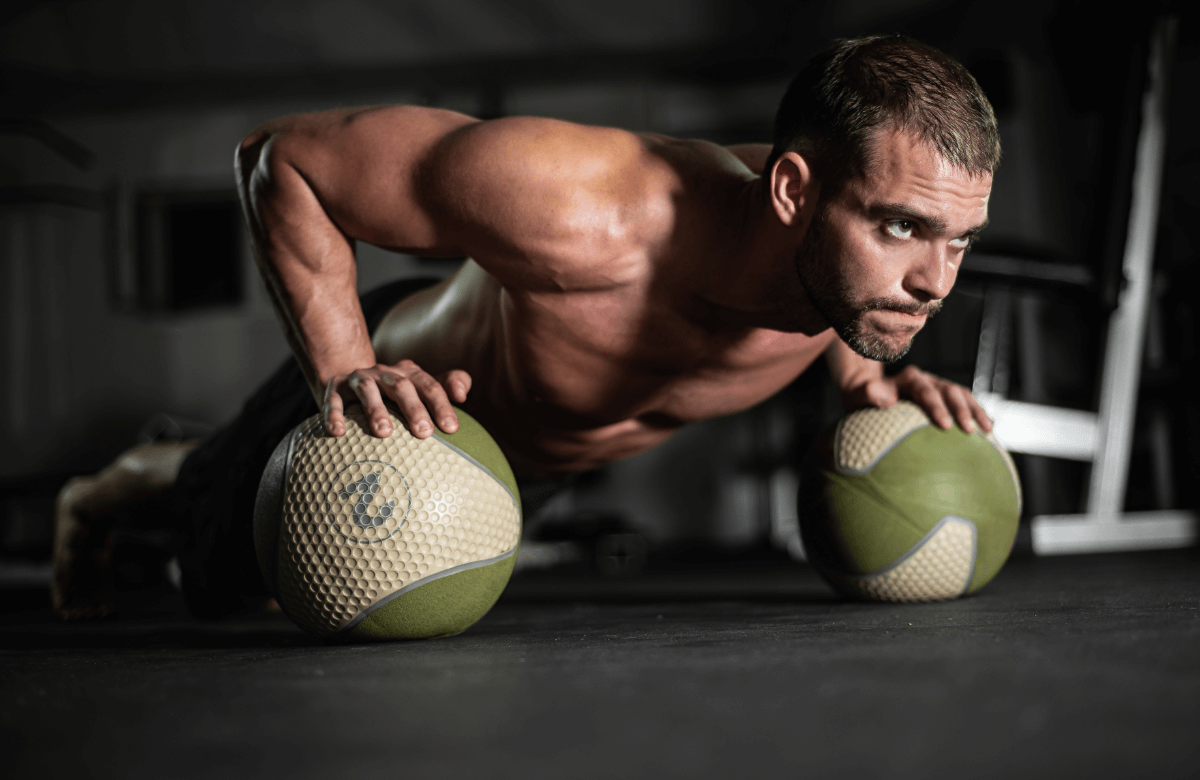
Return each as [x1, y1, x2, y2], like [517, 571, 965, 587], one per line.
[798, 401, 1021, 602]
[254, 406, 521, 640]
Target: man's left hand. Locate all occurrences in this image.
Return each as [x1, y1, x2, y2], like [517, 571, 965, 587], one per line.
[840, 365, 992, 434]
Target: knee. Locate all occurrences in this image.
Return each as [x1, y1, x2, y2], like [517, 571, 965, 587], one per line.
[111, 441, 197, 487]
[56, 475, 97, 513]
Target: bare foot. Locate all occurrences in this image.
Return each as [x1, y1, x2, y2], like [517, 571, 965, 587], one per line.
[50, 441, 197, 620]
[52, 477, 117, 620]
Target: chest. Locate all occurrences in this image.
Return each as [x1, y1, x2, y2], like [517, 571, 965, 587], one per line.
[499, 286, 835, 425]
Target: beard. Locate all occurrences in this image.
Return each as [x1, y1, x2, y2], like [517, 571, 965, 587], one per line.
[794, 205, 941, 363]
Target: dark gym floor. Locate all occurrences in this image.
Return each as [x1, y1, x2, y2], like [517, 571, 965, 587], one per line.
[2, 547, 1198, 780]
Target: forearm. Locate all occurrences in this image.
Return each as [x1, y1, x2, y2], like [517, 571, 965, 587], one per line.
[824, 337, 884, 406]
[237, 131, 376, 403]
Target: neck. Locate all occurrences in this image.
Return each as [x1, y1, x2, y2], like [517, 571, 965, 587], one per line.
[690, 177, 829, 335]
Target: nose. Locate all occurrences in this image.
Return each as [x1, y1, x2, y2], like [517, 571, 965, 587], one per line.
[903, 245, 957, 303]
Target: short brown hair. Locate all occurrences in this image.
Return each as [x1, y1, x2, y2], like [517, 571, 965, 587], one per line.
[766, 35, 1001, 188]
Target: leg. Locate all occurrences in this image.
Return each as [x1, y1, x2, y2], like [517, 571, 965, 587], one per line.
[53, 441, 197, 619]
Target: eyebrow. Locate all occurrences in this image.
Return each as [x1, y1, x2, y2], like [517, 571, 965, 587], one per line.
[866, 202, 989, 239]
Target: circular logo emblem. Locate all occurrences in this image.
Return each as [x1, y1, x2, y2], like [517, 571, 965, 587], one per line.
[324, 460, 412, 544]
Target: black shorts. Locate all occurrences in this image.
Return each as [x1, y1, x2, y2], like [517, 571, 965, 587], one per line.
[175, 277, 443, 616]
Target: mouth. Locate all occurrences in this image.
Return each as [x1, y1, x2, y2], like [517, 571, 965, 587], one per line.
[860, 296, 941, 327]
[864, 307, 927, 333]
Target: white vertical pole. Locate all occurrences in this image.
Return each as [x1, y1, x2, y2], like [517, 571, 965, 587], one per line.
[1087, 17, 1176, 517]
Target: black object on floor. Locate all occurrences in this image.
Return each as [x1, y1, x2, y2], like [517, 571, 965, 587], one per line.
[2, 548, 1198, 779]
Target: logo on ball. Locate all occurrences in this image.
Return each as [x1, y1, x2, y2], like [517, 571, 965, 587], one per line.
[325, 460, 412, 544]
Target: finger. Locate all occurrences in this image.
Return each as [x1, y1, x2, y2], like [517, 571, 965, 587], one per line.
[349, 372, 395, 438]
[915, 383, 954, 430]
[943, 384, 976, 433]
[379, 373, 435, 438]
[440, 370, 473, 404]
[323, 378, 347, 437]
[967, 393, 994, 433]
[410, 372, 460, 433]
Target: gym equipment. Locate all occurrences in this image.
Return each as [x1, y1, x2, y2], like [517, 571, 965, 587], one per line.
[963, 15, 1197, 554]
[254, 406, 521, 640]
[798, 401, 1021, 602]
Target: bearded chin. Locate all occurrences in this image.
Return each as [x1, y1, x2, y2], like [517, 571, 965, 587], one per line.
[840, 314, 913, 363]
[794, 220, 919, 364]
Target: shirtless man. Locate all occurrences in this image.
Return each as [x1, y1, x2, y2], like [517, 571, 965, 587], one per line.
[54, 34, 998, 619]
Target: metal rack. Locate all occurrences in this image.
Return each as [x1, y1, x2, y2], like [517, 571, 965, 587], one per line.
[968, 16, 1197, 555]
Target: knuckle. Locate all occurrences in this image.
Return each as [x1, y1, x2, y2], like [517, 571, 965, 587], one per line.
[387, 374, 414, 391]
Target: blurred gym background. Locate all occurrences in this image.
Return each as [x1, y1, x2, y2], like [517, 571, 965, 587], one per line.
[0, 0, 1196, 582]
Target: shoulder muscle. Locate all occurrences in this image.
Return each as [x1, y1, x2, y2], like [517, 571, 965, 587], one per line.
[424, 117, 670, 289]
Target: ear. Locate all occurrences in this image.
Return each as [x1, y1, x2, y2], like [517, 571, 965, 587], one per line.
[769, 151, 817, 227]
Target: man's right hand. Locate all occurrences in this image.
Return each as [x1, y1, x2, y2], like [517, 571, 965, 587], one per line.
[323, 361, 472, 440]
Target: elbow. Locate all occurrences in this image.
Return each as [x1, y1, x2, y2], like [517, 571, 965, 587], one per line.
[233, 128, 275, 198]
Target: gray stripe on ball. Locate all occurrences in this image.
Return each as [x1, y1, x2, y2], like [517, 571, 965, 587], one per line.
[338, 545, 519, 633]
[429, 433, 521, 516]
[858, 514, 978, 588]
[254, 424, 302, 601]
[834, 421, 931, 476]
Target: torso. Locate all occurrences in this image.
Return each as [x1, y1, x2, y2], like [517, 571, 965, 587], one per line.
[372, 134, 838, 477]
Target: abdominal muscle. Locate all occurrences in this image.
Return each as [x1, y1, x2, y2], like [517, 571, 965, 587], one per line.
[372, 260, 836, 477]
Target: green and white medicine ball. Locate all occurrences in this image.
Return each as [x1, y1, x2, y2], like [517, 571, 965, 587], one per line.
[798, 401, 1021, 602]
[254, 406, 521, 640]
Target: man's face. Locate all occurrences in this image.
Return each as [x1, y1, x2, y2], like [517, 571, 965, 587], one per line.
[795, 128, 992, 362]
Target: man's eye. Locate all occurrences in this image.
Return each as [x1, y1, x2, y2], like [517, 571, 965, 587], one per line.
[950, 236, 972, 250]
[886, 220, 914, 239]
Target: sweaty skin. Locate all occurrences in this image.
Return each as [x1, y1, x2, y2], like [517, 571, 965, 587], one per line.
[236, 107, 992, 478]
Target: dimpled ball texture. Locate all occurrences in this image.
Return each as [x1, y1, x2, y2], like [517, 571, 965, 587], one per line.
[254, 406, 521, 641]
[797, 401, 1021, 603]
